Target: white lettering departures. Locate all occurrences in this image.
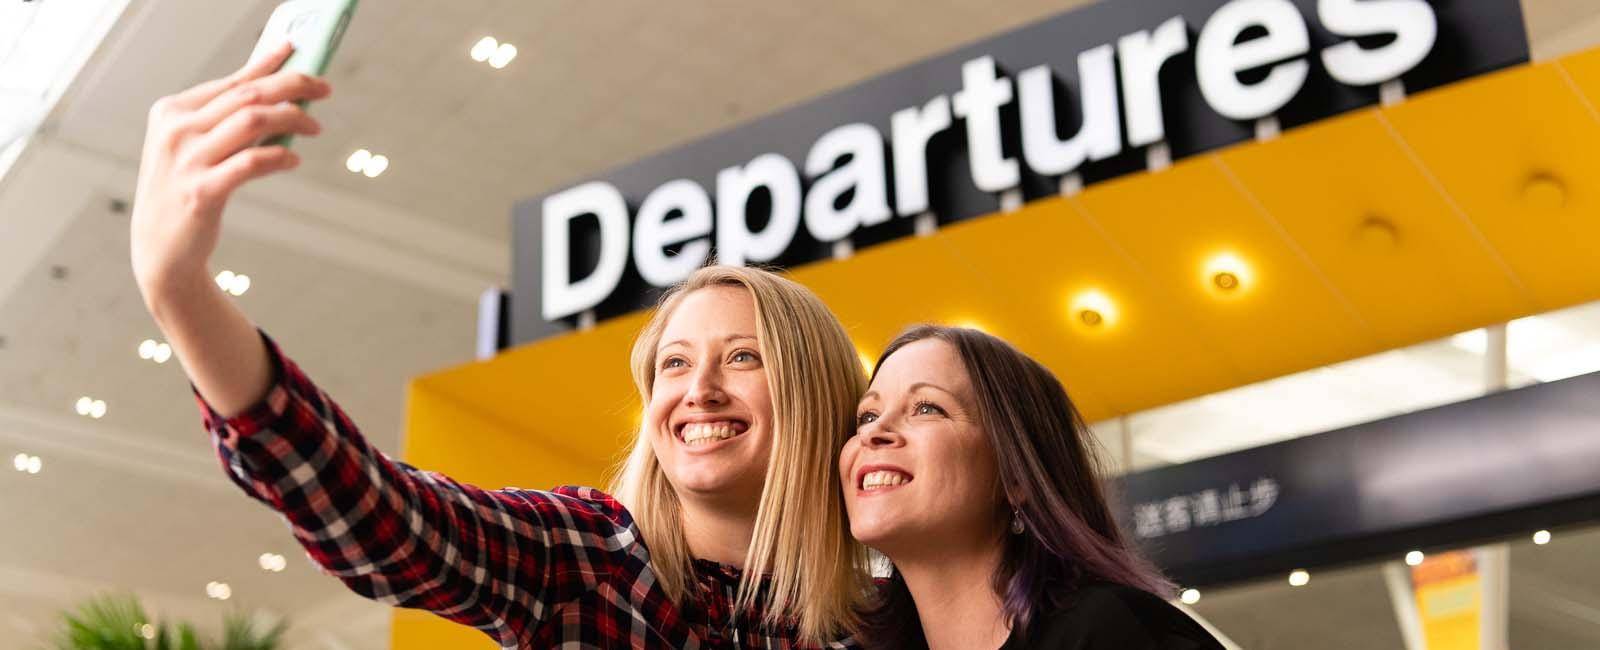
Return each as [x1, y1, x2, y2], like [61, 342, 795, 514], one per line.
[540, 0, 1438, 321]
[1133, 477, 1281, 539]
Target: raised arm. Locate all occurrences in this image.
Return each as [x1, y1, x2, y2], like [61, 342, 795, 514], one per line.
[131, 40, 319, 418]
[128, 44, 629, 642]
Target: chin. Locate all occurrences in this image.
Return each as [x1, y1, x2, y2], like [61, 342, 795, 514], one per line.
[671, 468, 744, 494]
[848, 515, 906, 549]
[669, 456, 768, 498]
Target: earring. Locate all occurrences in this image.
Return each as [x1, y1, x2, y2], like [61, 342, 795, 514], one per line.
[1010, 510, 1026, 535]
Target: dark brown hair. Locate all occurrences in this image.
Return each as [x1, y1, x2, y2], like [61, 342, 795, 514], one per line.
[859, 325, 1173, 648]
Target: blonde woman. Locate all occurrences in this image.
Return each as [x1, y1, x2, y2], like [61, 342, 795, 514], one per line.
[131, 43, 870, 648]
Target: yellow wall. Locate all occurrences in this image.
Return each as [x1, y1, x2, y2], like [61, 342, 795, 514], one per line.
[391, 378, 620, 648]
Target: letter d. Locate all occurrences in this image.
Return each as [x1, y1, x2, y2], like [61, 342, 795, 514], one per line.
[541, 181, 628, 321]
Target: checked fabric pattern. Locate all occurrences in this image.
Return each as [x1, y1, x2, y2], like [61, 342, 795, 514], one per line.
[194, 331, 858, 649]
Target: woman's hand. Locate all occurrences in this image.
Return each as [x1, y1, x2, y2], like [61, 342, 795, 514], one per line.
[128, 41, 332, 418]
[131, 41, 330, 310]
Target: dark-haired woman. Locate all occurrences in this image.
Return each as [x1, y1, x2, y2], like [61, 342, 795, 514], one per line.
[842, 325, 1226, 649]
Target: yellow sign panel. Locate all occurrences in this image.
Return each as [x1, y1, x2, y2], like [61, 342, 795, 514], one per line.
[1411, 551, 1482, 650]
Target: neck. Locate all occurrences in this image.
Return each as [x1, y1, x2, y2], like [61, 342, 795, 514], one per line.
[679, 496, 758, 567]
[893, 535, 1011, 650]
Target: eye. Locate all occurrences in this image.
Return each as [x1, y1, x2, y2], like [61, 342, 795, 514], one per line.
[730, 349, 760, 365]
[660, 356, 687, 371]
[914, 401, 946, 417]
[856, 411, 879, 427]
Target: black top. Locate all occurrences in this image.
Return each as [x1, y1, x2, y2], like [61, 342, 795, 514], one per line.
[999, 583, 1226, 650]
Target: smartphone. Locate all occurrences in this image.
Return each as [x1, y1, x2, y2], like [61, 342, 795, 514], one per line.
[247, 0, 358, 148]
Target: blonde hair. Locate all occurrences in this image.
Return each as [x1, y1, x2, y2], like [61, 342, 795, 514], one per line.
[609, 265, 871, 643]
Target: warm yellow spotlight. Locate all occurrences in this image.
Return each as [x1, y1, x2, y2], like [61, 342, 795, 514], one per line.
[1203, 252, 1253, 295]
[1069, 290, 1117, 330]
[950, 319, 989, 334]
[858, 351, 876, 377]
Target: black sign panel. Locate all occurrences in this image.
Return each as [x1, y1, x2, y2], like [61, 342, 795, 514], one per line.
[511, 0, 1528, 344]
[1114, 370, 1600, 587]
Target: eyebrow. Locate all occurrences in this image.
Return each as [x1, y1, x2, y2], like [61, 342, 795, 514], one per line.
[860, 382, 962, 404]
[909, 381, 960, 399]
[658, 334, 758, 352]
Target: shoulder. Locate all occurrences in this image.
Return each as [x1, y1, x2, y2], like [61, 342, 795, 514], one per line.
[1014, 583, 1223, 650]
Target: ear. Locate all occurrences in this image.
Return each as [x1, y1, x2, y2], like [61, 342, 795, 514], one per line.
[1003, 481, 1030, 509]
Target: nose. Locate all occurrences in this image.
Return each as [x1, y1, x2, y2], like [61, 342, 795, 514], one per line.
[685, 364, 727, 408]
[859, 418, 905, 449]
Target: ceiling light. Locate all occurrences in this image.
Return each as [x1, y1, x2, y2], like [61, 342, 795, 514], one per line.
[470, 36, 498, 62]
[205, 581, 231, 600]
[488, 43, 517, 69]
[216, 270, 250, 296]
[75, 397, 105, 419]
[1533, 530, 1551, 545]
[1354, 217, 1399, 252]
[1069, 290, 1117, 329]
[361, 154, 388, 178]
[259, 552, 287, 573]
[14, 453, 41, 474]
[1405, 550, 1424, 566]
[1203, 253, 1253, 295]
[1522, 174, 1566, 212]
[1288, 569, 1310, 587]
[345, 148, 371, 173]
[138, 339, 172, 364]
[1180, 588, 1200, 605]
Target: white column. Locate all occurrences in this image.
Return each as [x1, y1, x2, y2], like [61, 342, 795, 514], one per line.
[1486, 323, 1508, 392]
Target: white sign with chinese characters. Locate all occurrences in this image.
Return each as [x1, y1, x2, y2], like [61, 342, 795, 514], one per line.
[1133, 477, 1280, 539]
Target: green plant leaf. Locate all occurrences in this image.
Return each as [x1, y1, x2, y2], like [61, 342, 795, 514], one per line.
[218, 612, 288, 650]
[47, 593, 290, 650]
[49, 593, 151, 650]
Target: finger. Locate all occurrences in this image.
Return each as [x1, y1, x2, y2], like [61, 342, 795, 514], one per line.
[199, 146, 301, 203]
[185, 70, 331, 135]
[186, 103, 321, 168]
[169, 41, 295, 111]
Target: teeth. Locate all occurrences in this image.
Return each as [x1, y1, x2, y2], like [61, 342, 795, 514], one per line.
[682, 422, 740, 446]
[861, 470, 911, 490]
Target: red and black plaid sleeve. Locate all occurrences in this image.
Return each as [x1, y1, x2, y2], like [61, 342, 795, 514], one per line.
[192, 331, 645, 647]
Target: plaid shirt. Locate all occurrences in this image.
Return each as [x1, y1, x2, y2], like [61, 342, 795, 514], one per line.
[196, 332, 860, 649]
